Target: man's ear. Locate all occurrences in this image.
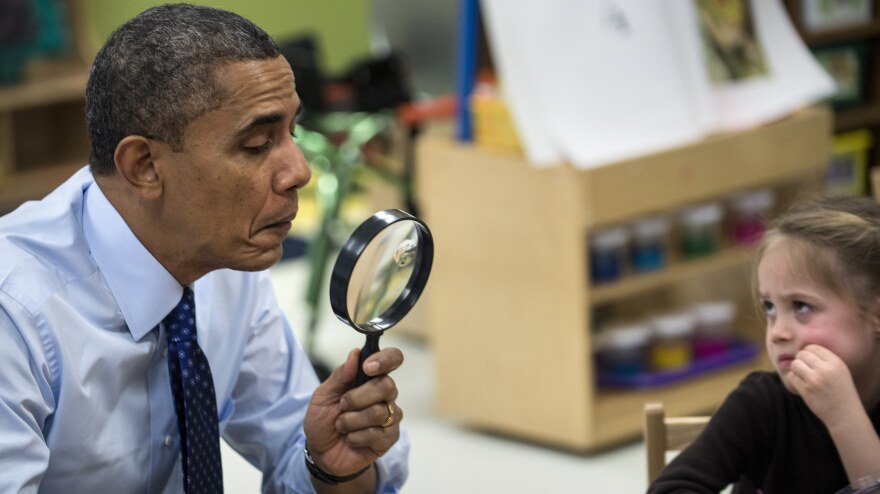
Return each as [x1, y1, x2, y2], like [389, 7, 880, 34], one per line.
[113, 135, 165, 200]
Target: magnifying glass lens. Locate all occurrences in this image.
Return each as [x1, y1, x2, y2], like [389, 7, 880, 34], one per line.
[347, 222, 420, 327]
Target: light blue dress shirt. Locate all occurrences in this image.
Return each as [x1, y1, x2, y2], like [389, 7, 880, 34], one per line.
[0, 167, 409, 493]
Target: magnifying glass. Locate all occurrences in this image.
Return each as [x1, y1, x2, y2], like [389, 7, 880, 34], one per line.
[329, 209, 434, 386]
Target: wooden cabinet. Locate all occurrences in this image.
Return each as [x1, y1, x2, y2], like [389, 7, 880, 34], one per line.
[784, 1, 880, 163]
[414, 106, 832, 450]
[0, 0, 96, 213]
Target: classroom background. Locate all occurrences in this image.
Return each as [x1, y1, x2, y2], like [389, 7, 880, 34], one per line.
[2, 0, 877, 492]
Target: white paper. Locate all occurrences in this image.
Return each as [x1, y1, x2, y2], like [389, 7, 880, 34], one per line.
[480, 0, 563, 166]
[539, 0, 714, 167]
[479, 0, 834, 169]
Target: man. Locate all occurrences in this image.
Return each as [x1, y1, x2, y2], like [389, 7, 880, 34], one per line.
[0, 4, 408, 493]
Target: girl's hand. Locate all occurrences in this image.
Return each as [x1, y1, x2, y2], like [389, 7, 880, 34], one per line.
[790, 344, 880, 484]
[789, 344, 860, 428]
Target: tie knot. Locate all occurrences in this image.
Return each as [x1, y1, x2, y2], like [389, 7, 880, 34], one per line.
[164, 287, 197, 343]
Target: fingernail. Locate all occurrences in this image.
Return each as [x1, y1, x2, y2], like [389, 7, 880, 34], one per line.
[365, 360, 380, 374]
[335, 419, 343, 432]
[340, 397, 348, 411]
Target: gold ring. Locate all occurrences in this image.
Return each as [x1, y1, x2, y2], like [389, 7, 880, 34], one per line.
[381, 402, 395, 428]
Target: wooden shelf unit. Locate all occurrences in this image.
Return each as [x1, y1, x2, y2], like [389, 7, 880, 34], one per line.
[784, 0, 880, 174]
[415, 106, 832, 451]
[0, 0, 96, 213]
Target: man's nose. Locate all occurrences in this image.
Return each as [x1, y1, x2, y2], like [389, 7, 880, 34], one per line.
[274, 138, 312, 192]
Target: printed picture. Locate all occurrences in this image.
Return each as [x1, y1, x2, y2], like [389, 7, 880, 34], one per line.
[695, 0, 770, 83]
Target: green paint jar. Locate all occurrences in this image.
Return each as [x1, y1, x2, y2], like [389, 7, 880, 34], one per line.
[679, 202, 723, 258]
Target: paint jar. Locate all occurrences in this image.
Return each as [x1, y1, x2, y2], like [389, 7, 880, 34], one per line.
[679, 202, 724, 258]
[730, 189, 775, 246]
[649, 312, 695, 371]
[590, 227, 629, 283]
[692, 301, 736, 359]
[596, 322, 652, 377]
[631, 215, 671, 273]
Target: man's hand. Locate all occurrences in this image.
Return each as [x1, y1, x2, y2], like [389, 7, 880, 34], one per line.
[304, 347, 404, 483]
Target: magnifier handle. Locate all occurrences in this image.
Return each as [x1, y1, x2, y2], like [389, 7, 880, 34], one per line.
[354, 333, 382, 387]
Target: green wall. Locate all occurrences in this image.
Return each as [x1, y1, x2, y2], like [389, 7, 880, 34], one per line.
[90, 0, 372, 74]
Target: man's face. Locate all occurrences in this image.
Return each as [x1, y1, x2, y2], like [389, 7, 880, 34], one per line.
[157, 56, 311, 275]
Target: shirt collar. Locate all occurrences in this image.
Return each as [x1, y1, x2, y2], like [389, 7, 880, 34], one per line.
[82, 179, 182, 341]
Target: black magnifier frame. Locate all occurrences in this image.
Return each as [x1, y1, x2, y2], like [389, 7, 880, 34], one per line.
[329, 209, 433, 385]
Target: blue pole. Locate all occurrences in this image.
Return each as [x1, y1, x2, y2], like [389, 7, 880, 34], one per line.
[455, 0, 480, 142]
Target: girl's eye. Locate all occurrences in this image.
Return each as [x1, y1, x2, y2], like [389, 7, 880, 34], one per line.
[793, 301, 811, 314]
[290, 130, 299, 140]
[761, 300, 776, 317]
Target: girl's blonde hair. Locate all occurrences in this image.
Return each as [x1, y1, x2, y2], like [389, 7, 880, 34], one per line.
[756, 195, 880, 321]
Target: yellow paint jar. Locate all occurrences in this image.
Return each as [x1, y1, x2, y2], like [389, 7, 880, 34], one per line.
[649, 312, 695, 371]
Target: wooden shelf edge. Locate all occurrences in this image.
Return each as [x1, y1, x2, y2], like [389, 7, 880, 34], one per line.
[834, 103, 880, 131]
[590, 357, 769, 448]
[0, 70, 89, 113]
[581, 106, 832, 227]
[590, 245, 755, 305]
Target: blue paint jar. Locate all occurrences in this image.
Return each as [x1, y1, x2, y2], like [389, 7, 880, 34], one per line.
[596, 322, 652, 377]
[631, 216, 670, 272]
[590, 227, 629, 283]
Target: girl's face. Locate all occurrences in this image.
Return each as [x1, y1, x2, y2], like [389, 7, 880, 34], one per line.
[758, 240, 880, 397]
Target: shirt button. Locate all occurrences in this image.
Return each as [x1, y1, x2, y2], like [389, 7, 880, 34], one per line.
[164, 435, 174, 447]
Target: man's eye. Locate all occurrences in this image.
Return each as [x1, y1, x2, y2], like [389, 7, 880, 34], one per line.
[244, 141, 271, 154]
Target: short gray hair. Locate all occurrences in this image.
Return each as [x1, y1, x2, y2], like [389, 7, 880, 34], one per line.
[85, 3, 281, 175]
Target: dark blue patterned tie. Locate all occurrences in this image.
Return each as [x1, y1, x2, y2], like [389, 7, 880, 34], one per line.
[164, 287, 224, 493]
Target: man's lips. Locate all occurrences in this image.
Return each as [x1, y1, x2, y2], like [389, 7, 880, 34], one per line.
[260, 212, 297, 232]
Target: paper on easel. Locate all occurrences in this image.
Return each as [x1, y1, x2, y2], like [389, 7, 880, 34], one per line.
[479, 0, 563, 166]
[539, 0, 717, 168]
[705, 0, 835, 131]
[481, 0, 714, 168]
[479, 0, 834, 169]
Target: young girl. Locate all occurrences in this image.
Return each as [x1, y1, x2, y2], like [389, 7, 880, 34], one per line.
[649, 195, 880, 494]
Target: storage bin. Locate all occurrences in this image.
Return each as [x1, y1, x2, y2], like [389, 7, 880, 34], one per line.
[827, 129, 873, 196]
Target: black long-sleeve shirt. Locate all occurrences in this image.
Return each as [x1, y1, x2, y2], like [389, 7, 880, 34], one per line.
[648, 371, 880, 494]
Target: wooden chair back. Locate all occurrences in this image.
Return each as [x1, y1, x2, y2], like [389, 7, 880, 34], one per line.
[644, 402, 711, 483]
